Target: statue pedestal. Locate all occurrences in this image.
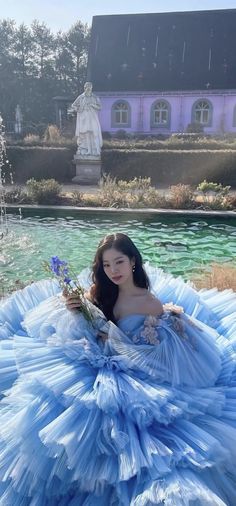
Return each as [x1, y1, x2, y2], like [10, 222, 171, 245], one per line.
[72, 155, 102, 185]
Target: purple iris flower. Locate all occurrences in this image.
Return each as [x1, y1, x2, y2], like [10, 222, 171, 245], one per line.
[63, 277, 72, 284]
[49, 256, 69, 277]
[44, 256, 93, 322]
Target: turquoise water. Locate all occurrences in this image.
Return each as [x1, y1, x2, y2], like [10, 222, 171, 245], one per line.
[1, 209, 236, 290]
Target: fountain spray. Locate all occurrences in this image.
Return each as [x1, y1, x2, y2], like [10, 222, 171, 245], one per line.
[0, 114, 8, 237]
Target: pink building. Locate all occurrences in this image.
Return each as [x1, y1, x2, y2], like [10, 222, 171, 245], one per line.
[87, 10, 236, 135]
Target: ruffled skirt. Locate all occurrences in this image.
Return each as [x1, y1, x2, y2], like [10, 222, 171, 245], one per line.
[0, 266, 236, 505]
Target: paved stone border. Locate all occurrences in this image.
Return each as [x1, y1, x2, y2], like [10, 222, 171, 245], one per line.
[5, 204, 236, 218]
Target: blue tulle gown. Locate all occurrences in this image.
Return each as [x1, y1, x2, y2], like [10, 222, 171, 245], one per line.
[0, 265, 236, 505]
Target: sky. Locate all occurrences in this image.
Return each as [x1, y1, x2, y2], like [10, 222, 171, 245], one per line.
[1, 0, 236, 32]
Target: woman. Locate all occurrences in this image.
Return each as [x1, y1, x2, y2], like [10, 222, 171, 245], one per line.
[0, 232, 236, 505]
[66, 232, 163, 323]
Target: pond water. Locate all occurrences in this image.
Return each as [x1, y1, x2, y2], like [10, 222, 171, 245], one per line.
[1, 208, 236, 290]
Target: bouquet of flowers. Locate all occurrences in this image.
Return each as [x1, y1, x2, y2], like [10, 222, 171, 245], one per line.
[43, 256, 93, 322]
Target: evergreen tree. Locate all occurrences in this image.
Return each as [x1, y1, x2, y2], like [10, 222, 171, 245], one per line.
[0, 18, 90, 127]
[13, 23, 36, 121]
[0, 20, 16, 121]
[64, 21, 90, 95]
[54, 31, 74, 95]
[31, 20, 56, 123]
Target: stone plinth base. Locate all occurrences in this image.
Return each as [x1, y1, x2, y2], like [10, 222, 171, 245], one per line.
[72, 156, 102, 185]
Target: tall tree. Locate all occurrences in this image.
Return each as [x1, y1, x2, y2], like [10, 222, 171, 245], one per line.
[65, 21, 90, 95]
[54, 31, 74, 95]
[0, 18, 90, 127]
[13, 23, 35, 120]
[30, 20, 56, 122]
[0, 20, 16, 121]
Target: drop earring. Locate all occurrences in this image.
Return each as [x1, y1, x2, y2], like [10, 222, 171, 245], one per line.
[132, 265, 135, 272]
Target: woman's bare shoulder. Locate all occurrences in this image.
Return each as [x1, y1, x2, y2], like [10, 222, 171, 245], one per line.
[142, 293, 163, 317]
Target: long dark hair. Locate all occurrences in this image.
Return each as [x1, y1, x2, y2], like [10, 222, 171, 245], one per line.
[90, 233, 150, 321]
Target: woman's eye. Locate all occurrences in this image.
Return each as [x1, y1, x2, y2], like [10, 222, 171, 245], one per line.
[117, 260, 123, 264]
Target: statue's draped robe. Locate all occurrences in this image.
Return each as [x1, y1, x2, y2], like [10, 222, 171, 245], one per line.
[72, 93, 103, 156]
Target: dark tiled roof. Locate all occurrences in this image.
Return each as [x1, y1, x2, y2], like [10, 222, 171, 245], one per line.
[87, 10, 236, 92]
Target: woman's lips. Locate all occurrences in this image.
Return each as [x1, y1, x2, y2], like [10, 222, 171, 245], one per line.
[112, 275, 122, 282]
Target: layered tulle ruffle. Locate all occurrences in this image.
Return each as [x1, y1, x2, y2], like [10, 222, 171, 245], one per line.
[0, 266, 236, 504]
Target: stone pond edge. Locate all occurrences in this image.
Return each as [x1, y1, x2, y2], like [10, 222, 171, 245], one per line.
[5, 204, 236, 217]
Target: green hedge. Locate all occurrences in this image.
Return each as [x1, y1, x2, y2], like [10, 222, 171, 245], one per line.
[103, 138, 236, 151]
[5, 146, 75, 183]
[102, 149, 236, 186]
[4, 145, 236, 186]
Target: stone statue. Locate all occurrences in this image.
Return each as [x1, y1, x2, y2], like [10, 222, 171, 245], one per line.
[70, 82, 103, 158]
[15, 104, 23, 134]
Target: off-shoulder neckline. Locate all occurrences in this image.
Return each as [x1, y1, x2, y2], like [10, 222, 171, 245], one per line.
[117, 313, 157, 323]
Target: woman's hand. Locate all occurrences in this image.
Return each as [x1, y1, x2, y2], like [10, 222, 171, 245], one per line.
[63, 289, 82, 311]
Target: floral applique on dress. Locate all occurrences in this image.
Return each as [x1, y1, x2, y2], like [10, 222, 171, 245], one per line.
[162, 302, 198, 350]
[135, 315, 161, 345]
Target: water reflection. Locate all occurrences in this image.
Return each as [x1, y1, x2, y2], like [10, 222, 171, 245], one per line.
[1, 210, 236, 290]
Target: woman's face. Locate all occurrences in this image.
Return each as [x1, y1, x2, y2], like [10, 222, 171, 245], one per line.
[102, 247, 134, 285]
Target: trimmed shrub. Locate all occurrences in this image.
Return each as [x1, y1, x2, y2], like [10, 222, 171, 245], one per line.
[5, 146, 75, 183]
[102, 131, 112, 140]
[196, 180, 233, 209]
[24, 134, 41, 145]
[114, 129, 129, 139]
[102, 149, 236, 186]
[185, 122, 204, 134]
[227, 193, 236, 208]
[4, 142, 236, 187]
[43, 125, 61, 143]
[168, 184, 195, 209]
[197, 180, 231, 194]
[98, 175, 168, 208]
[42, 125, 72, 145]
[70, 190, 84, 205]
[102, 135, 236, 151]
[4, 186, 30, 204]
[198, 194, 233, 210]
[26, 178, 61, 204]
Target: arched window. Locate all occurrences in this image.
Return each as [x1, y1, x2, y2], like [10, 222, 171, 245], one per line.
[151, 100, 171, 128]
[111, 101, 131, 127]
[192, 99, 213, 126]
[233, 105, 236, 127]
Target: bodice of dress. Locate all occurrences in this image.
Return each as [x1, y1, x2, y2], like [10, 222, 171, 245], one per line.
[111, 310, 222, 388]
[118, 314, 163, 346]
[117, 312, 187, 347]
